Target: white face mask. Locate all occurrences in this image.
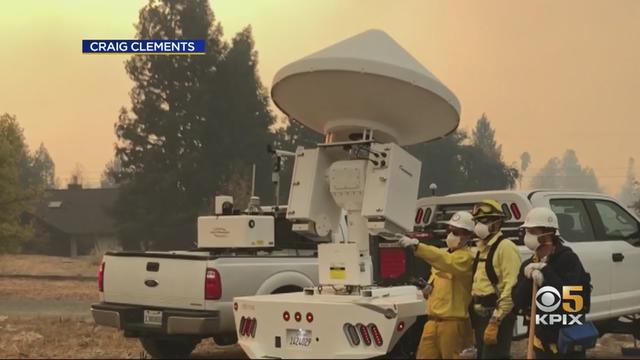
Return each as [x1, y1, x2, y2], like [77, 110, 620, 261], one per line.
[445, 233, 461, 249]
[524, 232, 554, 251]
[474, 222, 493, 240]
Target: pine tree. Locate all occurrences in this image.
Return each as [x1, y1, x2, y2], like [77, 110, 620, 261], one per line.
[112, 0, 226, 250]
[0, 114, 37, 252]
[31, 143, 56, 188]
[111, 1, 278, 250]
[618, 157, 639, 207]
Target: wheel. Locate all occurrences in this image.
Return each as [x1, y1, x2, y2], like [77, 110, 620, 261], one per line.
[213, 333, 237, 346]
[139, 336, 199, 359]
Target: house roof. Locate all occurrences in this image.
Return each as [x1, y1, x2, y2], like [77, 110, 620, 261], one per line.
[33, 188, 119, 236]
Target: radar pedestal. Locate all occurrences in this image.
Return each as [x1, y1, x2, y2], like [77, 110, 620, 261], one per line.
[277, 29, 460, 288]
[234, 29, 461, 359]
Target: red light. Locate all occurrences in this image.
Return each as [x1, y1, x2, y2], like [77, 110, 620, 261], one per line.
[369, 323, 383, 346]
[283, 311, 290, 321]
[415, 208, 424, 224]
[358, 323, 371, 346]
[233, 302, 238, 311]
[243, 317, 253, 336]
[294, 312, 302, 322]
[205, 268, 222, 300]
[510, 203, 522, 220]
[397, 321, 405, 332]
[98, 261, 105, 292]
[306, 312, 313, 323]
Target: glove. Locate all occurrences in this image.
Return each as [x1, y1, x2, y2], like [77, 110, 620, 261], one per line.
[398, 235, 419, 248]
[524, 262, 546, 279]
[483, 317, 500, 345]
[531, 269, 544, 286]
[422, 284, 433, 299]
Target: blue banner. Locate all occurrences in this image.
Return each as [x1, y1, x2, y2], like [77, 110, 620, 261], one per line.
[82, 40, 206, 54]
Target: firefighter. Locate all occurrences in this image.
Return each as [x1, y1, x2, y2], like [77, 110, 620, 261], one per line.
[470, 200, 521, 359]
[399, 211, 475, 359]
[512, 207, 590, 359]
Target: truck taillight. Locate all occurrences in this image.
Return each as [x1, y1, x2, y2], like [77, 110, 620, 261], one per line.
[357, 323, 371, 346]
[510, 203, 522, 219]
[415, 208, 424, 224]
[98, 261, 105, 292]
[379, 248, 407, 280]
[369, 323, 383, 346]
[205, 268, 221, 300]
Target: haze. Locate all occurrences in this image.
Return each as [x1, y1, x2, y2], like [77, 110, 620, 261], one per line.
[1, 0, 638, 194]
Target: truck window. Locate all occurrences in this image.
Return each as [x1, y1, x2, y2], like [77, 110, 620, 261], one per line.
[592, 200, 640, 244]
[549, 199, 596, 242]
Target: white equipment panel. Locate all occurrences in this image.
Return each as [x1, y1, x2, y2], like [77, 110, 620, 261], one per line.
[317, 243, 372, 286]
[287, 147, 341, 238]
[362, 143, 422, 234]
[197, 215, 274, 248]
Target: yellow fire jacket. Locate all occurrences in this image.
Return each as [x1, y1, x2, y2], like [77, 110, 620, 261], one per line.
[415, 244, 474, 319]
[471, 231, 521, 320]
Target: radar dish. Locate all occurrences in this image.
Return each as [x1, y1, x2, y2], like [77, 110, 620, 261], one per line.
[271, 29, 461, 145]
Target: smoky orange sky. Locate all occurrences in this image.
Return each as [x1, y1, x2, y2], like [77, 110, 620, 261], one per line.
[1, 0, 639, 194]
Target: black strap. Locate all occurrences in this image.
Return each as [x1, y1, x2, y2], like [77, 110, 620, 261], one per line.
[472, 235, 506, 287]
[486, 235, 506, 286]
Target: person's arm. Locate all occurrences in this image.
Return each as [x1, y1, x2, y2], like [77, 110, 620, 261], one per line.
[492, 241, 522, 320]
[540, 251, 583, 289]
[414, 243, 473, 275]
[511, 260, 533, 314]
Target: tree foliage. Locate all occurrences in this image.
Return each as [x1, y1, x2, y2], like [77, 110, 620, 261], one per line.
[111, 0, 276, 250]
[530, 150, 601, 192]
[408, 114, 518, 196]
[0, 114, 40, 252]
[618, 157, 639, 208]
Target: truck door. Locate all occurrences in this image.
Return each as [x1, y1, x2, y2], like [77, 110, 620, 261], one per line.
[548, 198, 611, 319]
[585, 199, 640, 317]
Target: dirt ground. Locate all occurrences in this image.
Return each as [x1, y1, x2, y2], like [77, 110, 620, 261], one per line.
[0, 278, 97, 301]
[0, 254, 97, 278]
[0, 315, 245, 359]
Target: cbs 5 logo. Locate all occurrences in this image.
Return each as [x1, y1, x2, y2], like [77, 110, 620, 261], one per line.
[536, 286, 584, 313]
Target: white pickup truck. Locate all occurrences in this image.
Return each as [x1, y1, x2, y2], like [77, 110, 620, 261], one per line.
[414, 189, 640, 341]
[91, 209, 320, 359]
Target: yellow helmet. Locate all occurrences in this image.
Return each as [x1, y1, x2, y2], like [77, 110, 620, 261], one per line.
[471, 199, 505, 220]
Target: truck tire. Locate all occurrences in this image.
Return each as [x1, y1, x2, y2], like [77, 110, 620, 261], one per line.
[213, 333, 237, 346]
[140, 337, 199, 359]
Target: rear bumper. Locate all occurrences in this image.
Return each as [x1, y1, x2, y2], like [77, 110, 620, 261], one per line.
[91, 303, 220, 336]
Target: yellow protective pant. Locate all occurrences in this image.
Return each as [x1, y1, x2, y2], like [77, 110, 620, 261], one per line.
[416, 318, 474, 359]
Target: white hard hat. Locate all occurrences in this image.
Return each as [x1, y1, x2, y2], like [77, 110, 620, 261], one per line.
[443, 211, 475, 232]
[521, 207, 559, 229]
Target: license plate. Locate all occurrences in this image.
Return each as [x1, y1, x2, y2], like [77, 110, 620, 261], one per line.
[286, 329, 312, 348]
[143, 310, 162, 326]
